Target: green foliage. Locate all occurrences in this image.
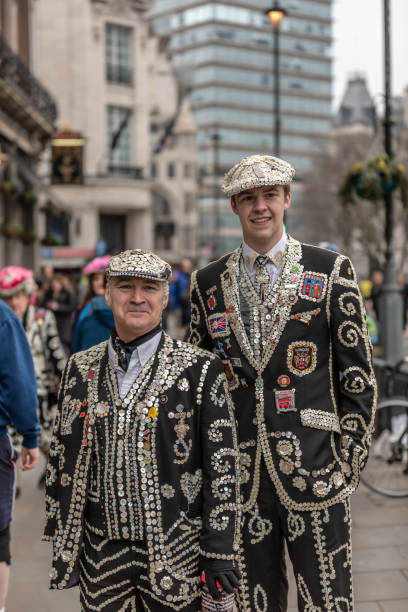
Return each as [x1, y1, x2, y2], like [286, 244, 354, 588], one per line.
[41, 233, 63, 246]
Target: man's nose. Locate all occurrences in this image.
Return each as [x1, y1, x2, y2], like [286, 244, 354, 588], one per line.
[253, 195, 267, 209]
[130, 288, 145, 302]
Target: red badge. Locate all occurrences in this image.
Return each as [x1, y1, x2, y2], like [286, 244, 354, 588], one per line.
[274, 389, 296, 413]
[207, 295, 216, 310]
[87, 370, 95, 379]
[277, 374, 291, 388]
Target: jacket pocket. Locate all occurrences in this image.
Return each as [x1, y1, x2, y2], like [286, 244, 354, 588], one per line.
[300, 408, 341, 433]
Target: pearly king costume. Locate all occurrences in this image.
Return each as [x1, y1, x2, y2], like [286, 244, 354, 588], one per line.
[44, 250, 240, 611]
[0, 266, 66, 452]
[187, 156, 377, 611]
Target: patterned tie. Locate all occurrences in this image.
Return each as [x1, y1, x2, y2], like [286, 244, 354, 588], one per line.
[254, 255, 270, 300]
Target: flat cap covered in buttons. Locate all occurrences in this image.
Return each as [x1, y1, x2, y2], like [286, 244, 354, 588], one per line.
[221, 154, 295, 198]
[107, 249, 172, 282]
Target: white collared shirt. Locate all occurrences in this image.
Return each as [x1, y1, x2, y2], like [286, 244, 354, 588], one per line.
[108, 330, 162, 399]
[242, 231, 287, 288]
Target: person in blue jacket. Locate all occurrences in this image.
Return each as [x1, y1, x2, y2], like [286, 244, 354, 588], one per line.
[71, 294, 114, 353]
[0, 300, 39, 612]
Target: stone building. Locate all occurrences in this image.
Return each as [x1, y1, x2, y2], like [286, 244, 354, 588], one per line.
[0, 0, 57, 269]
[31, 0, 198, 269]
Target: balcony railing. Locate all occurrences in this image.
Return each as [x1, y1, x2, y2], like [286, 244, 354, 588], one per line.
[0, 36, 57, 124]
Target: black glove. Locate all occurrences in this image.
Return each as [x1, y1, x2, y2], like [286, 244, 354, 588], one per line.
[199, 557, 241, 600]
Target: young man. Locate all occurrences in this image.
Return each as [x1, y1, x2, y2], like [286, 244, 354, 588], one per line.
[44, 249, 240, 611]
[187, 155, 376, 611]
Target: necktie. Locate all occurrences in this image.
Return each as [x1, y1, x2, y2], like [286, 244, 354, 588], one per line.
[254, 255, 270, 300]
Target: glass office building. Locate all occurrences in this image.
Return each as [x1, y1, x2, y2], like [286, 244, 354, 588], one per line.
[150, 0, 333, 252]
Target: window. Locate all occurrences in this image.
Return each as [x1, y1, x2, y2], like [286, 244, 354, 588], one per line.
[106, 24, 132, 85]
[167, 162, 175, 178]
[184, 163, 192, 178]
[46, 211, 70, 246]
[151, 162, 157, 178]
[107, 106, 132, 168]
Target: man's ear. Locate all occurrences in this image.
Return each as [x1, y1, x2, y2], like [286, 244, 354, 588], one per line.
[284, 192, 291, 210]
[162, 291, 169, 310]
[230, 196, 238, 215]
[105, 284, 111, 307]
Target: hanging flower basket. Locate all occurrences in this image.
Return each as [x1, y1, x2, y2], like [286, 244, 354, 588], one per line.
[19, 190, 37, 206]
[0, 179, 18, 198]
[338, 155, 408, 208]
[39, 199, 56, 214]
[0, 221, 24, 238]
[20, 229, 37, 245]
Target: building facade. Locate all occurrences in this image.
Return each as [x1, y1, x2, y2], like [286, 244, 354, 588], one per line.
[31, 0, 198, 270]
[0, 0, 57, 269]
[150, 0, 333, 253]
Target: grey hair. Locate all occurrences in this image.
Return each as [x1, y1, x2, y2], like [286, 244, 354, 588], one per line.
[107, 276, 169, 296]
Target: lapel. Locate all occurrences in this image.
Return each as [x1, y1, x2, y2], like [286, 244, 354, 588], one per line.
[220, 237, 304, 374]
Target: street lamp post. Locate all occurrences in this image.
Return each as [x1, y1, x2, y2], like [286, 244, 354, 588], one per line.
[265, 3, 286, 157]
[211, 132, 221, 258]
[379, 0, 404, 364]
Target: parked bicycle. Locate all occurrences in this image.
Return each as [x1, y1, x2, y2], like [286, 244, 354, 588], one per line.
[360, 357, 408, 497]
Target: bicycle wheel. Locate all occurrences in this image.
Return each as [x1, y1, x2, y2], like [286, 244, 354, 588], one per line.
[360, 397, 408, 497]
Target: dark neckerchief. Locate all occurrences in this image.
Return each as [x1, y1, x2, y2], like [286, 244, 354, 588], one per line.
[111, 324, 162, 372]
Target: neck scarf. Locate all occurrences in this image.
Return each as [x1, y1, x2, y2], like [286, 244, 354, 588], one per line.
[111, 324, 162, 372]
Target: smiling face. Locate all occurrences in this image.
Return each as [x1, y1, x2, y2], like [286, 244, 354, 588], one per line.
[231, 185, 291, 253]
[105, 276, 168, 342]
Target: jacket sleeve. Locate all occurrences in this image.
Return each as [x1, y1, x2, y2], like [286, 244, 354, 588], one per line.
[199, 357, 241, 561]
[186, 270, 214, 351]
[0, 316, 40, 448]
[43, 355, 72, 540]
[329, 256, 377, 486]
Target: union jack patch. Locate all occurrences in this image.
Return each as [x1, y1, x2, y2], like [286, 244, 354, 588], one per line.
[208, 313, 229, 338]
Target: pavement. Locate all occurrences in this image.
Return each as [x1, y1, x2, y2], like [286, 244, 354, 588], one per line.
[6, 455, 408, 612]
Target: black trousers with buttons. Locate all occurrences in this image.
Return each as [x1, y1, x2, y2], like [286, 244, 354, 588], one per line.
[235, 465, 353, 612]
[79, 527, 200, 612]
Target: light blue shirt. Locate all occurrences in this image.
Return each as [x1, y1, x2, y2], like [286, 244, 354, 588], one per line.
[108, 330, 162, 399]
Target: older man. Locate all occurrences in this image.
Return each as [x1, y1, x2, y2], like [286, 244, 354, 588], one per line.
[187, 155, 376, 611]
[44, 249, 240, 611]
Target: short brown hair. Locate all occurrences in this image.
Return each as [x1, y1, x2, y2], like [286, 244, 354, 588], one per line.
[232, 184, 290, 205]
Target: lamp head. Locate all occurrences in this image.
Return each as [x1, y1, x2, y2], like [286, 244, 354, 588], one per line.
[265, 5, 287, 27]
